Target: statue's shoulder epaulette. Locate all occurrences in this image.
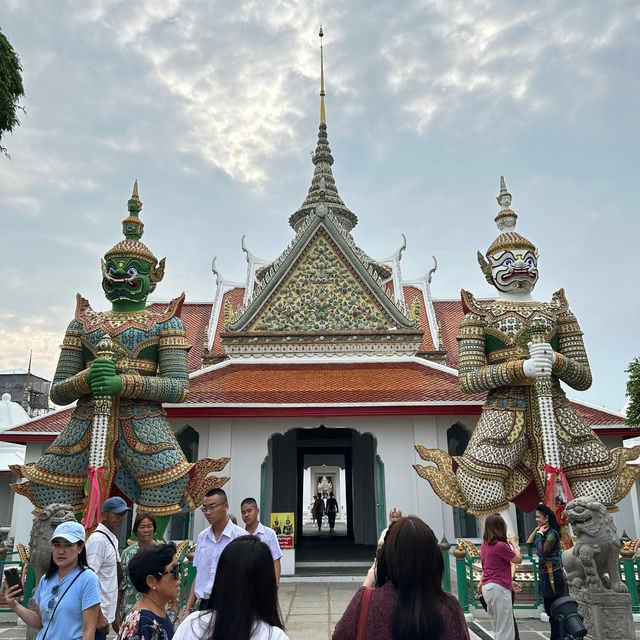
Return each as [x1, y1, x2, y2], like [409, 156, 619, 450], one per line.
[461, 289, 489, 316]
[550, 288, 570, 314]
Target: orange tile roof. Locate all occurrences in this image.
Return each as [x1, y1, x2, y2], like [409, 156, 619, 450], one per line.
[187, 361, 477, 404]
[0, 369, 624, 438]
[147, 301, 212, 372]
[433, 299, 465, 368]
[2, 406, 74, 438]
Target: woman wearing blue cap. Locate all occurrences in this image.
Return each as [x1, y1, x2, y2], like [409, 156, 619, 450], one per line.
[4, 520, 101, 640]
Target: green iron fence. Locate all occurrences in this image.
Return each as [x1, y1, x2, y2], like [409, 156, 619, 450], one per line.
[447, 541, 640, 614]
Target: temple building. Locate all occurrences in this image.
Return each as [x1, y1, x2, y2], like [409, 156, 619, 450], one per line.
[2, 36, 636, 558]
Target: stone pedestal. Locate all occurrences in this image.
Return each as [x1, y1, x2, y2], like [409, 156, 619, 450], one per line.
[571, 588, 635, 640]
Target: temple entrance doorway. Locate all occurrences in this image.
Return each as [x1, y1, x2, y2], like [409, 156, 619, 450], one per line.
[263, 425, 380, 568]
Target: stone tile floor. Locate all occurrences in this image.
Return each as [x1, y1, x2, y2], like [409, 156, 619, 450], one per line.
[1, 581, 639, 639]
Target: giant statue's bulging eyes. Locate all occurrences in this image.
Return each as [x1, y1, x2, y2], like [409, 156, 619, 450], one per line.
[127, 267, 139, 277]
[108, 267, 115, 275]
[504, 259, 513, 266]
[526, 258, 534, 266]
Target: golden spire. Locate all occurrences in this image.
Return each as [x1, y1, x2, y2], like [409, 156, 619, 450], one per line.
[319, 26, 326, 125]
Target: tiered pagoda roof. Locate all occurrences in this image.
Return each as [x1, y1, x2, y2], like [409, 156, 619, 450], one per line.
[1, 31, 629, 441]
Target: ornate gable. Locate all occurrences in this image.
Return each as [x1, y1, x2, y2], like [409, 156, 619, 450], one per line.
[221, 213, 423, 357]
[249, 229, 394, 333]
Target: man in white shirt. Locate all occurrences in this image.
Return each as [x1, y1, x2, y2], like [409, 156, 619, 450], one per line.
[183, 488, 247, 616]
[240, 497, 282, 585]
[85, 496, 130, 639]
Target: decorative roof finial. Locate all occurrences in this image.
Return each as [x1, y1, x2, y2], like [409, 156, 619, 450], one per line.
[123, 180, 144, 240]
[319, 26, 326, 125]
[288, 28, 358, 233]
[494, 175, 517, 232]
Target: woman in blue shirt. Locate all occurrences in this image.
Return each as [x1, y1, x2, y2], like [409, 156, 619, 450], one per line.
[4, 520, 101, 640]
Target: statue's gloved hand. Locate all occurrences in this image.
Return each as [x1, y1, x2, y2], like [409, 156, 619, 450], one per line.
[86, 357, 122, 395]
[523, 341, 556, 378]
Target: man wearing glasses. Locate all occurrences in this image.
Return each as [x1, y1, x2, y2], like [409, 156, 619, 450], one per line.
[182, 488, 247, 616]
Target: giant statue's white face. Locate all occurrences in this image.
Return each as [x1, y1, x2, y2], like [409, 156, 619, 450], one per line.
[489, 247, 538, 293]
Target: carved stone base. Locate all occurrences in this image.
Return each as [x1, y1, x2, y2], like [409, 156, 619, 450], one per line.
[570, 588, 635, 640]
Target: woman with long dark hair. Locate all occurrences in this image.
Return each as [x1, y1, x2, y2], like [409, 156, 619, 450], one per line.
[478, 513, 522, 640]
[526, 503, 567, 640]
[333, 516, 469, 640]
[117, 543, 180, 640]
[173, 536, 287, 640]
[4, 521, 100, 640]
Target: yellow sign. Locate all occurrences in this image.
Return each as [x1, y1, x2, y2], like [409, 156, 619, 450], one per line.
[271, 512, 294, 549]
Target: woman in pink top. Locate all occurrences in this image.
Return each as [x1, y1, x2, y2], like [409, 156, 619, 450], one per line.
[479, 514, 522, 640]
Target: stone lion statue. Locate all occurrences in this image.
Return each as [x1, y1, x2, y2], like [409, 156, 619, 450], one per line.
[562, 496, 627, 593]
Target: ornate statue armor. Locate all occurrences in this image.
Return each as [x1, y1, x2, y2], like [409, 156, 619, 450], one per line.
[12, 184, 228, 523]
[415, 178, 639, 519]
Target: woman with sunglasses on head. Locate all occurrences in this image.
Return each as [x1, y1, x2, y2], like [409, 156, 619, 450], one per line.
[174, 536, 288, 640]
[4, 521, 100, 640]
[526, 503, 568, 640]
[117, 543, 180, 640]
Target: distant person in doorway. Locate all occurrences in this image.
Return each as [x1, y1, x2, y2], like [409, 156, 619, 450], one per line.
[182, 488, 247, 619]
[377, 508, 402, 547]
[333, 516, 469, 640]
[313, 494, 325, 531]
[240, 498, 282, 586]
[326, 492, 339, 533]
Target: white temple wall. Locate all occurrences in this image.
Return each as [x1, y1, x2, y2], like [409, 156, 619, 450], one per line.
[170, 413, 479, 541]
[601, 434, 637, 537]
[10, 441, 46, 547]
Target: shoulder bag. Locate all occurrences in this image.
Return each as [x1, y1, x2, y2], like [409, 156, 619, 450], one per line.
[356, 586, 373, 640]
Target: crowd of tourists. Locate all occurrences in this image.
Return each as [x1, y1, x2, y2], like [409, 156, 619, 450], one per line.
[2, 494, 568, 640]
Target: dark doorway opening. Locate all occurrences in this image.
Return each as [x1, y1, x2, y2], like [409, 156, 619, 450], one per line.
[266, 425, 380, 554]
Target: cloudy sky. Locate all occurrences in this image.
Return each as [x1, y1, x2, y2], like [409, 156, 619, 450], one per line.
[1, 1, 638, 412]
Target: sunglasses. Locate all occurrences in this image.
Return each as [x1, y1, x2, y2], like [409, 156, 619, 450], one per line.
[45, 583, 59, 614]
[156, 565, 181, 580]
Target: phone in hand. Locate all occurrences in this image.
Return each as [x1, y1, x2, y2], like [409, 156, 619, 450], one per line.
[4, 567, 24, 597]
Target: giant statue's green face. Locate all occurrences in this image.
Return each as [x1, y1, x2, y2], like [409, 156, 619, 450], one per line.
[102, 256, 154, 304]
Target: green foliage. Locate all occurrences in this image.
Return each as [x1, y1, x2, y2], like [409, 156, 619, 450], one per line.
[624, 357, 640, 427]
[0, 28, 25, 157]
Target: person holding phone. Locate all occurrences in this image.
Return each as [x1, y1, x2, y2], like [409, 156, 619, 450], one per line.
[3, 520, 101, 640]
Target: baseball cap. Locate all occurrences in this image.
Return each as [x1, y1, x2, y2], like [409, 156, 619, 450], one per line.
[102, 496, 131, 514]
[50, 521, 86, 543]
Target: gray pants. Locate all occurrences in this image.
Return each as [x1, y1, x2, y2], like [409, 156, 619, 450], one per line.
[482, 582, 515, 640]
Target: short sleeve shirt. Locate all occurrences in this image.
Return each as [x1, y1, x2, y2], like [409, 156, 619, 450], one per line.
[193, 519, 248, 599]
[481, 540, 515, 591]
[173, 611, 288, 640]
[85, 523, 120, 622]
[117, 608, 174, 640]
[253, 523, 283, 561]
[34, 567, 101, 640]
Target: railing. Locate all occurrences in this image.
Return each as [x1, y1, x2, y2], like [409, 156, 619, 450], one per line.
[446, 541, 640, 615]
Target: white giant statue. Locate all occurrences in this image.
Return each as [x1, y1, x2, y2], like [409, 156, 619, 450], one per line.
[414, 178, 639, 535]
